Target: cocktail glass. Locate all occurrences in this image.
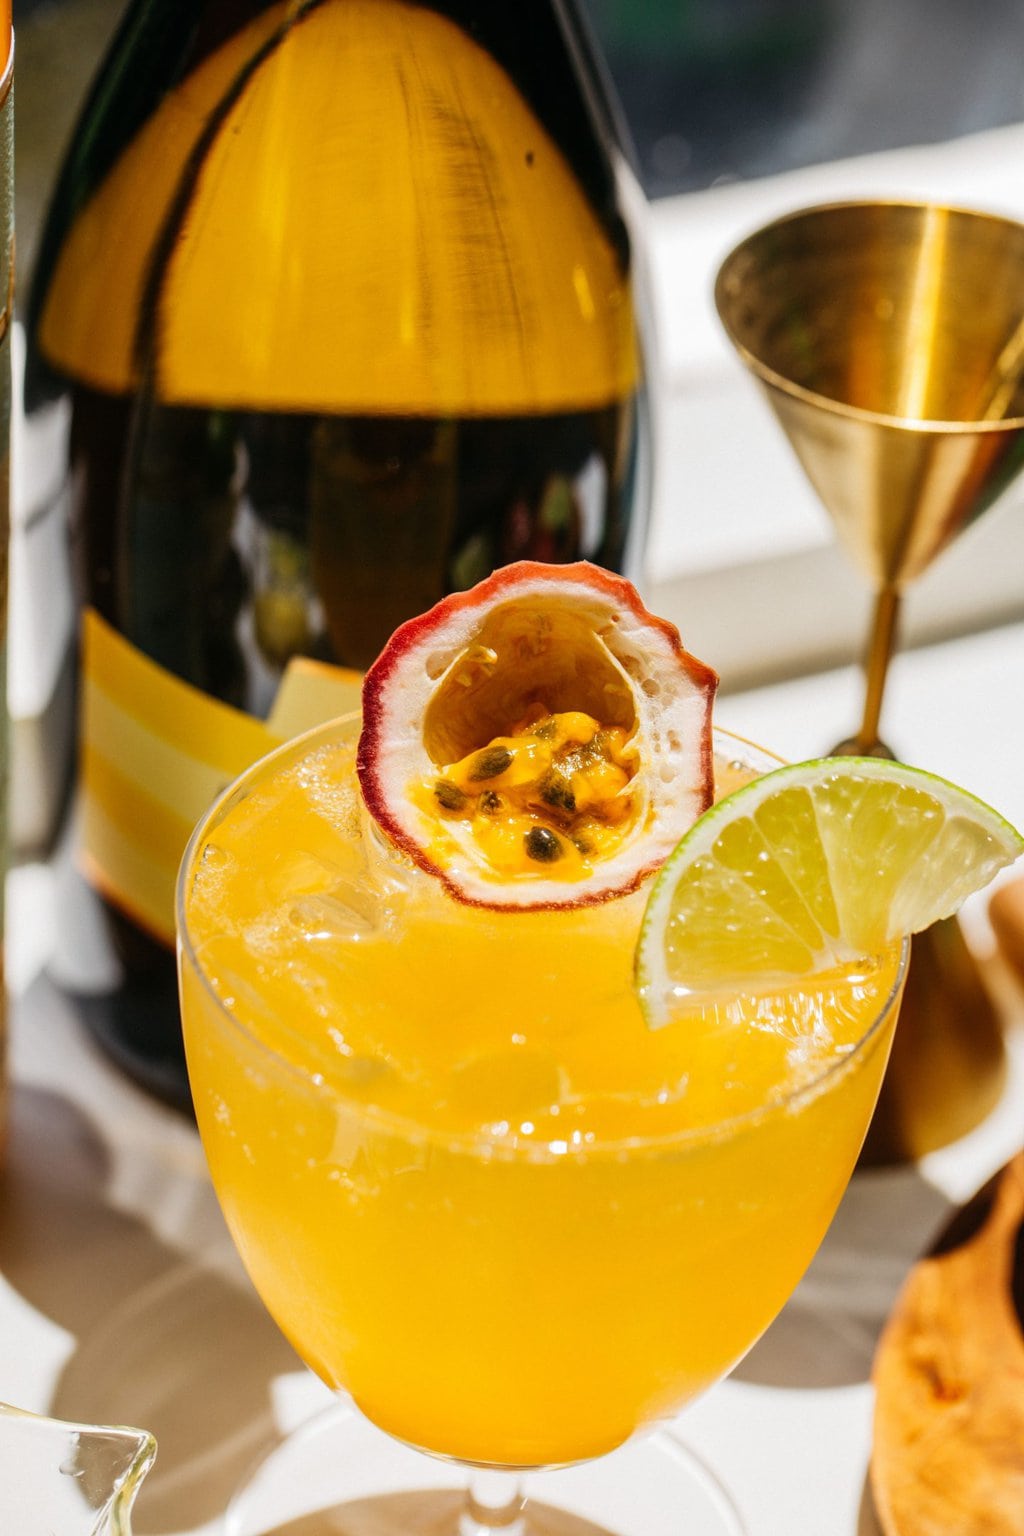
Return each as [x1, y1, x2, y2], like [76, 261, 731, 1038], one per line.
[177, 717, 907, 1536]
[715, 199, 1024, 1160]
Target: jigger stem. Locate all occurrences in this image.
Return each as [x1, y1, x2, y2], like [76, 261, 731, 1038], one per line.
[857, 584, 902, 753]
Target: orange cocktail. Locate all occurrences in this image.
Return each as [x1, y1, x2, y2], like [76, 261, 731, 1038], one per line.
[179, 717, 903, 1468]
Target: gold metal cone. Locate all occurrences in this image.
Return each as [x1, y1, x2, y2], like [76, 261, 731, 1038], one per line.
[715, 199, 1024, 588]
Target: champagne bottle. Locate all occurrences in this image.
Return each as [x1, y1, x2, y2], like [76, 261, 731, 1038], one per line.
[25, 0, 650, 1109]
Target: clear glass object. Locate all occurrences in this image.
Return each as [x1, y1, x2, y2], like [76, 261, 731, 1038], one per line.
[176, 719, 907, 1535]
[0, 1400, 156, 1536]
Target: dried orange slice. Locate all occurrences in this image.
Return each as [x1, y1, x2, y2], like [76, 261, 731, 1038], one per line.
[357, 561, 718, 908]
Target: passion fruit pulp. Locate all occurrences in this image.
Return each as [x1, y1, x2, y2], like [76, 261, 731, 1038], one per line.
[358, 561, 718, 909]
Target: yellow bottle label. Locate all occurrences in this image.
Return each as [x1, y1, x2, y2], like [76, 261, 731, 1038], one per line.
[80, 607, 362, 946]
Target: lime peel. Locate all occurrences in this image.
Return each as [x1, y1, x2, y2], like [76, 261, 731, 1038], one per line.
[635, 757, 1024, 1030]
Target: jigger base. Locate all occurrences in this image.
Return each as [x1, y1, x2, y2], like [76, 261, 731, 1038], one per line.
[860, 913, 1007, 1166]
[224, 1400, 747, 1536]
[828, 741, 1007, 1165]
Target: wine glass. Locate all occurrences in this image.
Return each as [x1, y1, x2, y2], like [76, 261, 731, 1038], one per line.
[715, 199, 1024, 1160]
[176, 717, 907, 1536]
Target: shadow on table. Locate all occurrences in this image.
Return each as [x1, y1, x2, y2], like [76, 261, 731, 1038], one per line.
[732, 1163, 954, 1390]
[0, 1078, 302, 1534]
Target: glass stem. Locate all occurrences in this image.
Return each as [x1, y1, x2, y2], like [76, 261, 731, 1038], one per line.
[856, 583, 901, 752]
[460, 1469, 527, 1536]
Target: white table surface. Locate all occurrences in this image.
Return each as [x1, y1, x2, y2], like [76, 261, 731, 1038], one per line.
[2, 619, 1024, 1536]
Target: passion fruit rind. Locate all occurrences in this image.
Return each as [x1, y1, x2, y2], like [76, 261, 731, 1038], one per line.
[358, 561, 718, 909]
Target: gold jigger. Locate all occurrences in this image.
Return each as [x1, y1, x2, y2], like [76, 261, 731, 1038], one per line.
[715, 199, 1024, 1163]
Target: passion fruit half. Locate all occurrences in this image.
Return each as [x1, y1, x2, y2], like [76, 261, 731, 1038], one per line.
[357, 561, 718, 909]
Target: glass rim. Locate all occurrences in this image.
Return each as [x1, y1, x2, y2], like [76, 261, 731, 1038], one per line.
[176, 715, 909, 1159]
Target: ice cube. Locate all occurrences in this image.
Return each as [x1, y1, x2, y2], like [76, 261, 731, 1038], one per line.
[263, 848, 350, 905]
[288, 880, 381, 940]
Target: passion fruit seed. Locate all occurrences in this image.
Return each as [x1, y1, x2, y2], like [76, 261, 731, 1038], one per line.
[469, 746, 515, 782]
[525, 826, 564, 863]
[538, 770, 576, 814]
[480, 790, 503, 814]
[434, 779, 467, 812]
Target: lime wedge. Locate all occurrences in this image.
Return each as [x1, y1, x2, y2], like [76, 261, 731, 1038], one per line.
[636, 758, 1023, 1028]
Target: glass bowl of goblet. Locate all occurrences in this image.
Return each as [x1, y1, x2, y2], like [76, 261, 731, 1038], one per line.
[176, 717, 906, 1536]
